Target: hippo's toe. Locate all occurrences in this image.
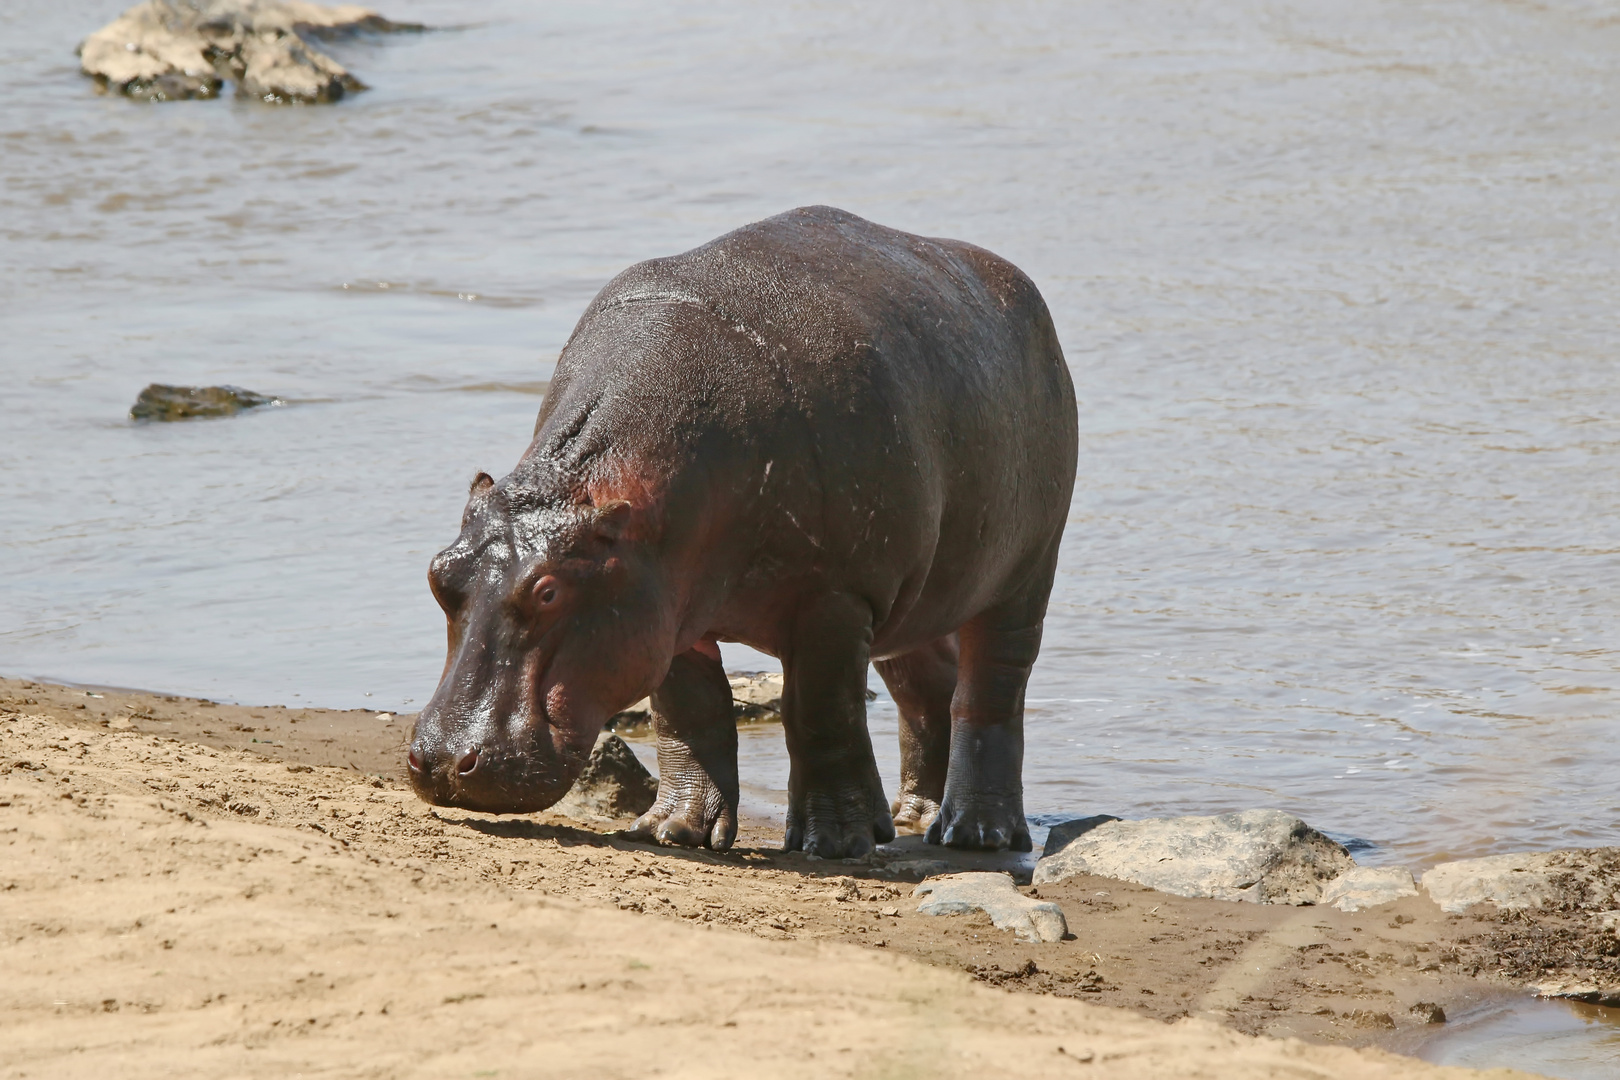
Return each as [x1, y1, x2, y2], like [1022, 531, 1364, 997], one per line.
[926, 796, 1032, 852]
[626, 776, 737, 852]
[785, 778, 897, 859]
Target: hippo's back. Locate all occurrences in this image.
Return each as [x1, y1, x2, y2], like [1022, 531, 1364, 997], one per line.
[550, 207, 1077, 647]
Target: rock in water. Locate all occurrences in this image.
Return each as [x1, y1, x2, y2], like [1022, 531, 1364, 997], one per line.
[130, 383, 282, 420]
[1031, 808, 1354, 904]
[1421, 848, 1620, 914]
[913, 872, 1068, 943]
[728, 671, 787, 721]
[606, 671, 786, 733]
[78, 0, 422, 103]
[1318, 866, 1419, 912]
[552, 732, 658, 820]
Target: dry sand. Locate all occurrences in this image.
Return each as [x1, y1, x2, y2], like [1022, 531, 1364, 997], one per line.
[0, 678, 1549, 1078]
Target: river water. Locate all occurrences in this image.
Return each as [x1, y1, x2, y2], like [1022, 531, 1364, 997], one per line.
[4, 0, 1619, 897]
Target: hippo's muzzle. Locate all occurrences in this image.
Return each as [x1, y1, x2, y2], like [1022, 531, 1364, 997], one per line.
[407, 713, 584, 815]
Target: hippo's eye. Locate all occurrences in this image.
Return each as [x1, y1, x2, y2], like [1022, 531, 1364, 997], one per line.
[532, 575, 561, 607]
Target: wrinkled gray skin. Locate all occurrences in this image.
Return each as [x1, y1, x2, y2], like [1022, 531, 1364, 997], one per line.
[410, 206, 1078, 856]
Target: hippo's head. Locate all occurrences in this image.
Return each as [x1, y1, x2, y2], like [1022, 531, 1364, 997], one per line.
[408, 472, 671, 813]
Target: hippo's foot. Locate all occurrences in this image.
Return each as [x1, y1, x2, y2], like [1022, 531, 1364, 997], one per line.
[786, 769, 896, 859]
[627, 774, 737, 851]
[926, 792, 1032, 852]
[627, 644, 738, 851]
[890, 792, 940, 835]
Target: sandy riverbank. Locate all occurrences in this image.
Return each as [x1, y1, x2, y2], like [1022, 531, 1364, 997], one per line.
[0, 677, 1558, 1078]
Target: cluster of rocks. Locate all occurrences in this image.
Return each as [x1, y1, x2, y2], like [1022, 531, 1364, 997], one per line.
[130, 383, 283, 420]
[907, 806, 1616, 1006]
[1030, 810, 1615, 919]
[78, 0, 420, 103]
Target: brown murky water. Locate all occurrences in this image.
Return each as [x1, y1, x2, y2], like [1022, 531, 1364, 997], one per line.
[3, 0, 1618, 910]
[1419, 997, 1620, 1079]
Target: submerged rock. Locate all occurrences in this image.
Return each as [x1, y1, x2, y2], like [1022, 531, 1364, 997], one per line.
[1031, 809, 1354, 905]
[78, 0, 422, 103]
[914, 872, 1068, 943]
[552, 732, 658, 820]
[1318, 866, 1419, 912]
[130, 383, 282, 420]
[728, 671, 787, 720]
[1421, 848, 1620, 914]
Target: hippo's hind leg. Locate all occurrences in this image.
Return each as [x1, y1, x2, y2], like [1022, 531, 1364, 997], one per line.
[626, 641, 739, 851]
[926, 541, 1060, 852]
[781, 593, 896, 859]
[874, 634, 958, 834]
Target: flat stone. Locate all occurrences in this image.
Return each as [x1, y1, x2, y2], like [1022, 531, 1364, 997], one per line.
[1319, 866, 1419, 912]
[130, 383, 282, 420]
[1031, 808, 1354, 905]
[552, 732, 657, 820]
[913, 872, 1068, 943]
[78, 0, 421, 104]
[1420, 848, 1620, 914]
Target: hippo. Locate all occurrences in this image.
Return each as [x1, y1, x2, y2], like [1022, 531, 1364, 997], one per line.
[409, 206, 1078, 856]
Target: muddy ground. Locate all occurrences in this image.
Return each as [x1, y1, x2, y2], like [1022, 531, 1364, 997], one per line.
[0, 676, 1574, 1078]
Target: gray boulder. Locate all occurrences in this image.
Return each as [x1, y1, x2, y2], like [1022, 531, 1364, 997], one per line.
[1031, 809, 1354, 905]
[1421, 848, 1620, 914]
[130, 383, 282, 420]
[1319, 866, 1418, 912]
[78, 0, 421, 103]
[552, 732, 658, 820]
[914, 872, 1068, 943]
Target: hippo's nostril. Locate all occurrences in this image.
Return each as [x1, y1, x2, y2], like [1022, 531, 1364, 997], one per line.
[457, 749, 479, 775]
[408, 748, 424, 773]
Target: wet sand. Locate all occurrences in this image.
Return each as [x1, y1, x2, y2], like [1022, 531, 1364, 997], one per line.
[0, 677, 1573, 1077]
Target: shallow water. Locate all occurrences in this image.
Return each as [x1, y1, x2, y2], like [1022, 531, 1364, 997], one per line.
[3, 0, 1619, 876]
[1418, 997, 1620, 1079]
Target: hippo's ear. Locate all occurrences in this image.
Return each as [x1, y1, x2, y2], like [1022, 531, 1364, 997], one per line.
[592, 500, 632, 545]
[468, 472, 495, 497]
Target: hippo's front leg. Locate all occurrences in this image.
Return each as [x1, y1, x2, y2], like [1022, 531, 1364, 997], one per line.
[781, 594, 896, 859]
[626, 643, 739, 851]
